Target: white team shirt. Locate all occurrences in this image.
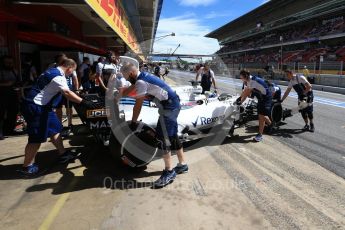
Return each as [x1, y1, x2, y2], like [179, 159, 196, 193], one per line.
[135, 71, 169, 101]
[96, 62, 117, 74]
[287, 75, 311, 92]
[247, 77, 267, 95]
[33, 67, 69, 106]
[197, 67, 215, 80]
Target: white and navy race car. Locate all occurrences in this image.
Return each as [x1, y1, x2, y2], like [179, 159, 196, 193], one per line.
[105, 83, 242, 168]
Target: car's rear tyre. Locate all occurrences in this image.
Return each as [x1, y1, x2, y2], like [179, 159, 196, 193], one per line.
[271, 102, 283, 124]
[109, 123, 159, 168]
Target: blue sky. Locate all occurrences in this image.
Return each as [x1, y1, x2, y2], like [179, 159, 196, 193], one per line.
[152, 0, 270, 55]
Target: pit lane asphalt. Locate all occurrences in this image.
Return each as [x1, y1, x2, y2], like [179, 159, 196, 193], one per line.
[0, 70, 344, 229]
[168, 70, 345, 179]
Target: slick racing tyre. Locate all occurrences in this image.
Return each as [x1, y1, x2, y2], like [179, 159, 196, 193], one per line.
[109, 123, 159, 168]
[270, 102, 283, 124]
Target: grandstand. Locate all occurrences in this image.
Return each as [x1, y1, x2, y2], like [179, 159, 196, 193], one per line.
[206, 0, 345, 82]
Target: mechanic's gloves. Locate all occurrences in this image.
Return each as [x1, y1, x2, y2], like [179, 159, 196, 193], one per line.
[235, 96, 242, 105]
[80, 99, 97, 109]
[129, 121, 138, 131]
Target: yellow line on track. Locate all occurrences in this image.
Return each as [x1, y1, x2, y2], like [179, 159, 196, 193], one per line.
[38, 167, 84, 230]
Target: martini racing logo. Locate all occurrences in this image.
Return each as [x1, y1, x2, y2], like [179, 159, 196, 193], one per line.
[192, 115, 226, 127]
[87, 109, 108, 118]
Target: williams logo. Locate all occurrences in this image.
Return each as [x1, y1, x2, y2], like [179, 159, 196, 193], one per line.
[192, 116, 199, 127]
[192, 115, 225, 127]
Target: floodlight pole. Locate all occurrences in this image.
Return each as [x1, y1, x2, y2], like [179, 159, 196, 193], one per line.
[280, 36, 283, 71]
[171, 44, 181, 56]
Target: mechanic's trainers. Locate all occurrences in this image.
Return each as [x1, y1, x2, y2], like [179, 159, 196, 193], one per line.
[153, 169, 176, 188]
[303, 124, 310, 131]
[17, 163, 39, 177]
[310, 123, 315, 132]
[253, 134, 263, 142]
[58, 150, 77, 164]
[173, 163, 189, 174]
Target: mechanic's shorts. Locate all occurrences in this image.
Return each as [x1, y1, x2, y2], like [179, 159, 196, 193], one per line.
[156, 107, 180, 137]
[257, 96, 272, 116]
[56, 97, 73, 108]
[299, 91, 314, 113]
[22, 102, 63, 143]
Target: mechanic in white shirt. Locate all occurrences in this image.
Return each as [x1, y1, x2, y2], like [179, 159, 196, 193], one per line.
[281, 69, 314, 132]
[20, 59, 96, 176]
[120, 62, 188, 188]
[95, 50, 118, 94]
[195, 62, 217, 94]
[238, 70, 272, 142]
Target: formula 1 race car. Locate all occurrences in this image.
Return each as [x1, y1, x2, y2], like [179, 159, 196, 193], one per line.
[74, 82, 241, 168]
[108, 91, 240, 168]
[74, 78, 295, 168]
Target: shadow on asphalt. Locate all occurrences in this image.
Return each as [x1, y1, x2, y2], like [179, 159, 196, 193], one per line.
[243, 121, 306, 139]
[0, 121, 304, 194]
[0, 134, 161, 194]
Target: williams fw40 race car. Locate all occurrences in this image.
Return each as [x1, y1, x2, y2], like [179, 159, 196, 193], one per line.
[74, 80, 241, 168]
[74, 79, 299, 169]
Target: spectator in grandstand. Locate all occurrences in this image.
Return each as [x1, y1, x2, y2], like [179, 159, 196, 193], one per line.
[78, 57, 91, 91]
[20, 59, 96, 176]
[281, 69, 314, 132]
[0, 55, 20, 140]
[238, 70, 273, 142]
[195, 62, 217, 94]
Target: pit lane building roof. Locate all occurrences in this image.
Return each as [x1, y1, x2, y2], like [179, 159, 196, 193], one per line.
[8, 0, 163, 59]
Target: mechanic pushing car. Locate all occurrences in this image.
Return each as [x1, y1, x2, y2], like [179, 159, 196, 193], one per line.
[281, 69, 314, 132]
[238, 70, 273, 142]
[265, 80, 282, 101]
[195, 62, 217, 94]
[120, 62, 188, 188]
[20, 58, 96, 176]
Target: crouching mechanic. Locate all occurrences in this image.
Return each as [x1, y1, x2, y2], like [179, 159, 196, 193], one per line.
[265, 80, 282, 101]
[281, 69, 314, 132]
[238, 70, 272, 142]
[20, 58, 96, 176]
[120, 62, 188, 188]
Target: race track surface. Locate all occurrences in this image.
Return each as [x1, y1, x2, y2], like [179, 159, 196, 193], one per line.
[0, 69, 344, 229]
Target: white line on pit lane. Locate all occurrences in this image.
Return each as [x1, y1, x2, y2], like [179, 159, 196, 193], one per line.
[215, 78, 345, 109]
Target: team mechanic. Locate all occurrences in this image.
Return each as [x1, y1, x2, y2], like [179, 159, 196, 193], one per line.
[281, 69, 315, 132]
[120, 62, 188, 188]
[195, 62, 217, 94]
[238, 70, 273, 142]
[20, 59, 96, 176]
[95, 50, 119, 95]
